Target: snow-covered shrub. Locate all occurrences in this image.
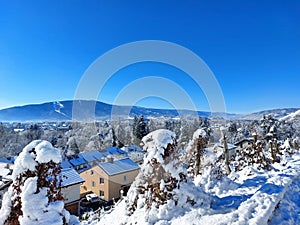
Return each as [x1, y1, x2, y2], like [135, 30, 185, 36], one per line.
[126, 129, 209, 223]
[0, 140, 79, 225]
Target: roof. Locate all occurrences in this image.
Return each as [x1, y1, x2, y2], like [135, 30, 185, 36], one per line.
[107, 147, 128, 155]
[61, 168, 84, 187]
[218, 143, 237, 150]
[79, 150, 108, 163]
[0, 164, 13, 188]
[234, 138, 254, 146]
[227, 144, 237, 150]
[99, 158, 140, 176]
[69, 155, 86, 166]
[0, 157, 15, 164]
[61, 157, 73, 169]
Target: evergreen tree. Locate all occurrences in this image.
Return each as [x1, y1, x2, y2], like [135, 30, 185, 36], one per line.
[133, 115, 149, 141]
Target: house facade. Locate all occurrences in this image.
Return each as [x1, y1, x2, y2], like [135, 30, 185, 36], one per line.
[234, 139, 254, 152]
[80, 158, 140, 202]
[61, 168, 84, 215]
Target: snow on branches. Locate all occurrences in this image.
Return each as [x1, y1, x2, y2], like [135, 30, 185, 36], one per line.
[0, 140, 78, 225]
[126, 129, 209, 223]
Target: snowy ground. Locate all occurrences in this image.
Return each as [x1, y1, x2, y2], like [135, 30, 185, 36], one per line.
[83, 153, 300, 225]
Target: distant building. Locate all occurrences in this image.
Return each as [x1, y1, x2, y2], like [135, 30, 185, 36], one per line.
[0, 157, 15, 170]
[61, 168, 84, 216]
[0, 158, 14, 208]
[217, 143, 237, 159]
[234, 139, 254, 152]
[80, 158, 140, 202]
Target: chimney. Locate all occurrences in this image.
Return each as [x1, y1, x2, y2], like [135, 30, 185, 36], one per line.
[107, 156, 114, 163]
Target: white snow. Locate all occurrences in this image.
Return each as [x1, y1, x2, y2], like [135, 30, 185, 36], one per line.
[141, 129, 176, 164]
[88, 151, 300, 225]
[0, 140, 78, 225]
[280, 109, 300, 121]
[12, 140, 62, 180]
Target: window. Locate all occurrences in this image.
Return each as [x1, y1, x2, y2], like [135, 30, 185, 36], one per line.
[90, 170, 94, 175]
[124, 176, 127, 181]
[92, 181, 95, 187]
[99, 178, 104, 184]
[99, 190, 104, 197]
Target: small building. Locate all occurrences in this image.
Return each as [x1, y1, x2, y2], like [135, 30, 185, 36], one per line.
[80, 158, 140, 202]
[0, 160, 13, 208]
[234, 139, 254, 152]
[122, 145, 145, 164]
[0, 157, 15, 170]
[61, 168, 84, 216]
[217, 143, 237, 159]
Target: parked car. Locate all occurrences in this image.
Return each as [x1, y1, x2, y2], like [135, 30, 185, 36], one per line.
[86, 193, 100, 203]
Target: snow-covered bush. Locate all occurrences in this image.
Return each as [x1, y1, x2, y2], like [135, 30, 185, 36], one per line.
[125, 129, 210, 223]
[0, 140, 79, 225]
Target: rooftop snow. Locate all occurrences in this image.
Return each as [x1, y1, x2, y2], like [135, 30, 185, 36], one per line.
[79, 151, 108, 163]
[99, 158, 139, 176]
[218, 143, 237, 150]
[61, 168, 84, 187]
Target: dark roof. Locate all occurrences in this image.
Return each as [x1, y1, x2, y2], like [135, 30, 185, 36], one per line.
[0, 157, 15, 164]
[69, 155, 86, 166]
[107, 147, 128, 155]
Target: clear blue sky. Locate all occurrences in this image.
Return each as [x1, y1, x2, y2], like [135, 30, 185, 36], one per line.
[0, 0, 299, 113]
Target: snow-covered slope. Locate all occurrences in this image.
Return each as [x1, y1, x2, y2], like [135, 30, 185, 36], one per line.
[238, 108, 300, 121]
[84, 153, 300, 225]
[279, 109, 300, 122]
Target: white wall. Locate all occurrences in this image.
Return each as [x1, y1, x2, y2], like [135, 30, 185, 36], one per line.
[62, 184, 81, 204]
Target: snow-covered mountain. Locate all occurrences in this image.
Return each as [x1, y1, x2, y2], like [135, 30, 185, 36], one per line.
[0, 100, 232, 122]
[237, 108, 300, 121]
[280, 109, 300, 122]
[0, 100, 298, 122]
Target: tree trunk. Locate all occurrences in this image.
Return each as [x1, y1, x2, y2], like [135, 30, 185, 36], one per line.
[223, 133, 231, 175]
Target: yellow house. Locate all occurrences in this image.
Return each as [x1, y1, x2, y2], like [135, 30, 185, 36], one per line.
[80, 157, 140, 201]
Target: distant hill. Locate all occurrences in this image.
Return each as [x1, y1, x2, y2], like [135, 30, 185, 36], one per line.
[0, 100, 215, 122]
[0, 100, 298, 122]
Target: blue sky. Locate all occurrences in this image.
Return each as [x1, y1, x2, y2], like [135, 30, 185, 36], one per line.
[0, 0, 299, 113]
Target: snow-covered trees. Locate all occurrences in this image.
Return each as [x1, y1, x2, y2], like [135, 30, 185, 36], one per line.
[220, 127, 231, 175]
[185, 129, 208, 179]
[0, 140, 78, 225]
[126, 129, 208, 223]
[132, 115, 149, 144]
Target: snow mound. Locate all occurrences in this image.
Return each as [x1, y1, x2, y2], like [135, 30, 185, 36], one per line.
[0, 140, 78, 225]
[13, 140, 62, 180]
[141, 129, 176, 164]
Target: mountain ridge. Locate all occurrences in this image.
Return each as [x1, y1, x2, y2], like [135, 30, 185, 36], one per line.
[0, 100, 298, 122]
